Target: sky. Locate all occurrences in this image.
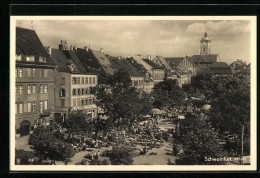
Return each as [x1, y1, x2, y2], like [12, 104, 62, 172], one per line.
[16, 20, 251, 64]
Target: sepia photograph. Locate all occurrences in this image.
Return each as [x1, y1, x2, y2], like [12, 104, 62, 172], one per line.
[9, 16, 256, 171]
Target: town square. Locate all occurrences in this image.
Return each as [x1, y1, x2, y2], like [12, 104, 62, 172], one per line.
[13, 18, 252, 167]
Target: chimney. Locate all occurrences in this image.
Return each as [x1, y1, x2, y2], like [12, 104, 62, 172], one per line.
[73, 45, 77, 51]
[70, 45, 73, 51]
[47, 46, 51, 55]
[100, 48, 104, 53]
[147, 55, 151, 61]
[59, 40, 65, 50]
[118, 56, 122, 60]
[84, 46, 89, 52]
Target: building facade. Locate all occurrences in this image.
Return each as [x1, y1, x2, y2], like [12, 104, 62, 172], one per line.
[51, 42, 98, 123]
[15, 27, 56, 137]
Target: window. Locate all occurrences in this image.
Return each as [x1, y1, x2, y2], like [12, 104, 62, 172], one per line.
[28, 68, 32, 77]
[39, 56, 47, 63]
[40, 85, 44, 93]
[61, 77, 65, 85]
[72, 89, 76, 96]
[89, 99, 92, 105]
[72, 77, 76, 84]
[16, 54, 22, 61]
[85, 77, 88, 84]
[32, 68, 36, 77]
[15, 104, 17, 114]
[73, 99, 77, 106]
[27, 85, 32, 94]
[32, 101, 36, 111]
[81, 77, 84, 84]
[78, 89, 81, 95]
[40, 101, 43, 113]
[19, 103, 23, 113]
[43, 69, 48, 78]
[60, 89, 66, 97]
[61, 99, 65, 107]
[19, 85, 23, 94]
[86, 99, 88, 105]
[39, 56, 43, 62]
[27, 102, 32, 112]
[44, 85, 48, 93]
[32, 85, 36, 94]
[44, 101, 48, 110]
[15, 85, 17, 95]
[81, 99, 84, 106]
[26, 55, 35, 62]
[85, 88, 88, 95]
[81, 89, 84, 95]
[89, 77, 92, 84]
[93, 77, 95, 84]
[18, 68, 23, 77]
[76, 77, 80, 84]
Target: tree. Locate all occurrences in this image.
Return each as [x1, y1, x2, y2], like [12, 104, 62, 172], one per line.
[207, 75, 250, 155]
[190, 71, 250, 156]
[92, 69, 153, 130]
[110, 143, 134, 165]
[175, 116, 226, 165]
[65, 109, 94, 134]
[152, 79, 186, 110]
[28, 126, 75, 163]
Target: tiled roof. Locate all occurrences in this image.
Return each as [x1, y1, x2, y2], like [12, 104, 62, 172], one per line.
[109, 57, 144, 77]
[16, 27, 55, 66]
[208, 62, 232, 74]
[164, 57, 184, 67]
[237, 68, 250, 75]
[126, 58, 147, 72]
[51, 49, 88, 74]
[154, 56, 172, 70]
[75, 48, 102, 73]
[190, 54, 218, 63]
[91, 49, 116, 76]
[230, 60, 247, 70]
[143, 59, 164, 69]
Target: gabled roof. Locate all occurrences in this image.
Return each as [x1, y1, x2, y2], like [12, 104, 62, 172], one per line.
[230, 60, 248, 70]
[75, 48, 102, 72]
[51, 49, 88, 74]
[154, 56, 172, 70]
[208, 62, 230, 68]
[126, 58, 147, 72]
[143, 59, 164, 69]
[16, 27, 55, 66]
[164, 57, 185, 67]
[208, 62, 232, 74]
[109, 57, 144, 77]
[90, 49, 116, 76]
[190, 54, 218, 63]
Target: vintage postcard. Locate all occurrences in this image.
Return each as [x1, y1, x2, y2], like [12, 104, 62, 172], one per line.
[10, 16, 257, 171]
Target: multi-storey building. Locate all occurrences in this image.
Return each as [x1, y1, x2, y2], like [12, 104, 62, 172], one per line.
[51, 41, 98, 122]
[133, 54, 165, 84]
[15, 27, 56, 137]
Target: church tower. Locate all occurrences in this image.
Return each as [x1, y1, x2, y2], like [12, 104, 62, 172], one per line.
[200, 32, 211, 55]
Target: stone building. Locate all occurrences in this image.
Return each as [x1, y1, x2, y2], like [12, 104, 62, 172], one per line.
[15, 27, 56, 137]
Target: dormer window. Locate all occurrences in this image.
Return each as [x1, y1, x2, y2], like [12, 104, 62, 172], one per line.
[26, 55, 35, 62]
[16, 54, 22, 61]
[39, 56, 47, 63]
